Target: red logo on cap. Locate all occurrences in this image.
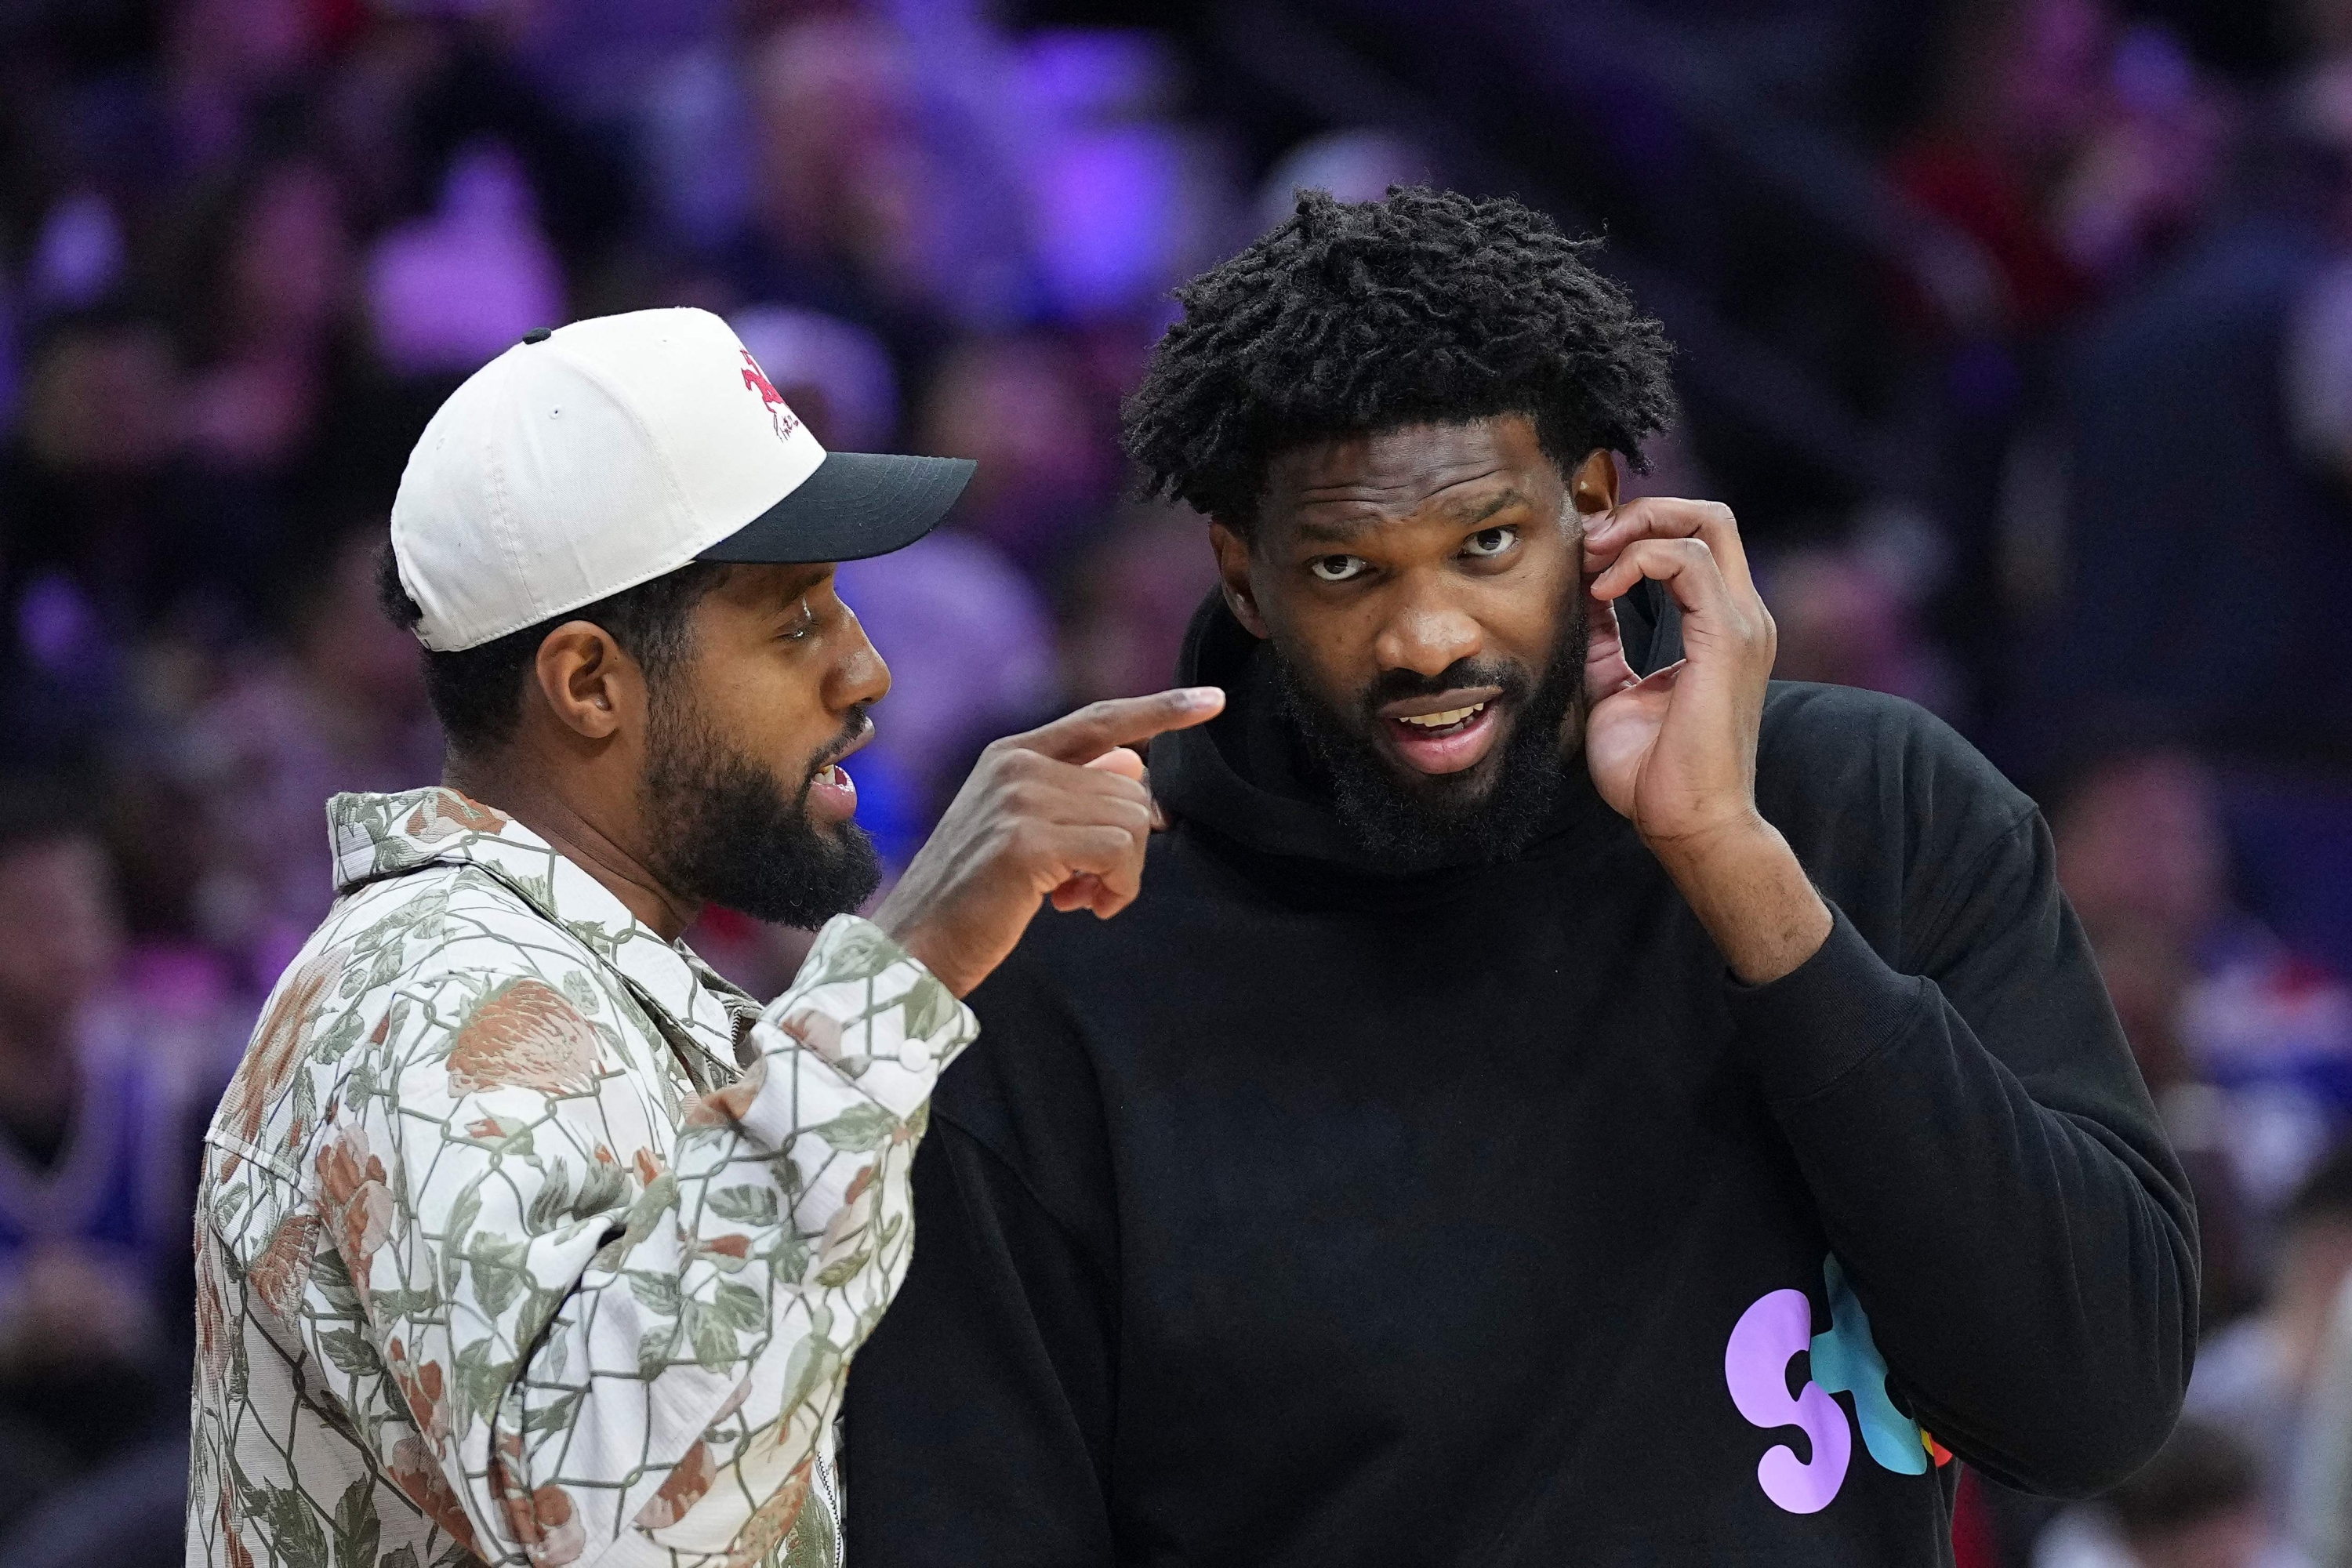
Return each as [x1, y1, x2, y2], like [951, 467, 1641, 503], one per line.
[739, 350, 802, 444]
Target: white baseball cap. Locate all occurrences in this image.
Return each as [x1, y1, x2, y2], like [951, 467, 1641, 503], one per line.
[388, 306, 974, 652]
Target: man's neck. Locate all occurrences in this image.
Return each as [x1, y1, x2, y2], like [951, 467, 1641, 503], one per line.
[445, 760, 701, 942]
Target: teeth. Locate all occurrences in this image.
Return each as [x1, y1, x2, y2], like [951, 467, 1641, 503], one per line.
[1397, 702, 1486, 730]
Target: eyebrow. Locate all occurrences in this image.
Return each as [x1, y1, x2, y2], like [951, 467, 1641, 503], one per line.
[1291, 489, 1530, 546]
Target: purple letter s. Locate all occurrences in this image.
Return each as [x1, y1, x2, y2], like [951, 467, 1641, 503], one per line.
[1724, 1288, 1851, 1514]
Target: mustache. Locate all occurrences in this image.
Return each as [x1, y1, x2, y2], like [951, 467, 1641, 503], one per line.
[806, 705, 873, 779]
[1358, 658, 1531, 713]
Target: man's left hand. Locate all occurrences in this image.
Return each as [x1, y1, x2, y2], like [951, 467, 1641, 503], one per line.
[1580, 497, 1831, 983]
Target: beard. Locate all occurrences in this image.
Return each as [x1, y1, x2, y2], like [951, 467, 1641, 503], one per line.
[641, 690, 882, 930]
[1272, 604, 1587, 873]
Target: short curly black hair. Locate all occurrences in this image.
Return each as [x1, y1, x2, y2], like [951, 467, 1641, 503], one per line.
[1123, 186, 1677, 533]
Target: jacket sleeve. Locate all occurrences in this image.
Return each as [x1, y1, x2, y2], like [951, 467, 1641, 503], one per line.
[841, 966, 1122, 1566]
[1726, 806, 2198, 1496]
[315, 913, 973, 1565]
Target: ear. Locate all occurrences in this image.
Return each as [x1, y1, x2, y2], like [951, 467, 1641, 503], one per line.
[530, 622, 640, 742]
[1208, 521, 1269, 640]
[1567, 448, 1619, 523]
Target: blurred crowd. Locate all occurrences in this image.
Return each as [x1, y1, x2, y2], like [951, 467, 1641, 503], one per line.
[2, 0, 2351, 1564]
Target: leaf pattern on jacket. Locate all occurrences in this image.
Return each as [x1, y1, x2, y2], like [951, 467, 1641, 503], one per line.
[187, 787, 975, 1568]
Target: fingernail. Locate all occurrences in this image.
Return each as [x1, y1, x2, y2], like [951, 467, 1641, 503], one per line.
[1178, 686, 1223, 709]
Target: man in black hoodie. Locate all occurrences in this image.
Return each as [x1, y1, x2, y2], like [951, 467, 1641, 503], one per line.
[843, 188, 2197, 1565]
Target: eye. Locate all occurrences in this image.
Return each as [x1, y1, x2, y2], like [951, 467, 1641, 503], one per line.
[1462, 526, 1518, 558]
[1308, 555, 1369, 583]
[780, 597, 817, 641]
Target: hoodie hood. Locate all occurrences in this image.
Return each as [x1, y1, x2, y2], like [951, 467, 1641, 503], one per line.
[1148, 586, 1681, 880]
[1147, 593, 1367, 871]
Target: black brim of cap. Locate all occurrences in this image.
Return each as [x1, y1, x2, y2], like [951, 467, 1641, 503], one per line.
[696, 451, 977, 565]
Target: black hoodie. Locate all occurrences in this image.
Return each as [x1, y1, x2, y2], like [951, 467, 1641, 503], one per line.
[843, 590, 2198, 1566]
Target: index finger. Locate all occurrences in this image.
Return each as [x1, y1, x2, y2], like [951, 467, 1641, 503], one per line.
[1583, 498, 1755, 597]
[1004, 687, 1225, 764]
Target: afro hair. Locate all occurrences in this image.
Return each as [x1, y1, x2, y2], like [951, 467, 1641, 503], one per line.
[1123, 186, 1678, 532]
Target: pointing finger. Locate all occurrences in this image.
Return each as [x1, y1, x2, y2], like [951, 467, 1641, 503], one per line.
[1004, 688, 1225, 765]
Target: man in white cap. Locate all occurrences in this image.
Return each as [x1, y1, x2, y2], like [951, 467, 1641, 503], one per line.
[184, 307, 1221, 1568]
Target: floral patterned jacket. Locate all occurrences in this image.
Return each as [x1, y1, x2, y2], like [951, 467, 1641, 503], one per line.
[187, 788, 975, 1568]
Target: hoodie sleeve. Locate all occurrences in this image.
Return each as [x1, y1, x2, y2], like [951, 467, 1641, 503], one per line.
[1728, 706, 2198, 1497]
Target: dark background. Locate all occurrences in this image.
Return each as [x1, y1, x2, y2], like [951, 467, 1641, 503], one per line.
[2, 0, 2350, 1563]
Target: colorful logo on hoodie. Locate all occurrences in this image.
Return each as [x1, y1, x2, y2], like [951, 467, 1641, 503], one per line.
[1722, 1255, 1954, 1514]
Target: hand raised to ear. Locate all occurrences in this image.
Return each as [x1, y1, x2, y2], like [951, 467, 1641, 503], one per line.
[1578, 497, 1826, 985]
[1578, 498, 1776, 850]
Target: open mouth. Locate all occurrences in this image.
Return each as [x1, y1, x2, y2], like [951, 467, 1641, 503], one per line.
[805, 760, 859, 822]
[804, 717, 873, 822]
[1377, 688, 1506, 776]
[1392, 702, 1487, 737]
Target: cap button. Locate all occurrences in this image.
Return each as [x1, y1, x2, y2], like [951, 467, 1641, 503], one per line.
[521, 327, 553, 344]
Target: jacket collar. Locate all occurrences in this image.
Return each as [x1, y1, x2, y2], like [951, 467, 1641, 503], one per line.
[326, 787, 750, 1067]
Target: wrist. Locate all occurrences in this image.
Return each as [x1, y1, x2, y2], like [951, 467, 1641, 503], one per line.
[1639, 807, 1775, 876]
[1647, 813, 1831, 985]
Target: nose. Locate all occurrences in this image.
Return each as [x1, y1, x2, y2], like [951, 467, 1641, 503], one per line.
[1372, 575, 1483, 680]
[827, 598, 892, 713]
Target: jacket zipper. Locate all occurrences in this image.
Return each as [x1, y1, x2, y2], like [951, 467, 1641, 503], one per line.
[815, 1429, 845, 1560]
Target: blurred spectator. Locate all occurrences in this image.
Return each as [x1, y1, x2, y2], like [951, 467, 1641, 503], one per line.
[21, 192, 129, 319]
[0, 310, 205, 630]
[176, 521, 441, 990]
[1889, 0, 2114, 336]
[2054, 746, 2352, 1209]
[1761, 534, 1959, 716]
[1057, 499, 1220, 706]
[2056, 25, 2228, 286]
[1022, 30, 1232, 323]
[2022, 169, 2352, 768]
[914, 332, 1118, 579]
[161, 0, 325, 173]
[1, 567, 131, 773]
[2292, 1245, 2352, 1565]
[2092, 910, 2263, 1330]
[0, 780, 217, 1515]
[635, 0, 768, 255]
[2184, 1144, 2352, 1537]
[720, 15, 945, 354]
[1889, 0, 2220, 339]
[2034, 1418, 2288, 1568]
[175, 154, 356, 475]
[367, 140, 565, 377]
[2285, 252, 2352, 479]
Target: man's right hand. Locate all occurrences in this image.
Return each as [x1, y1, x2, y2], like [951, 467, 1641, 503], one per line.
[871, 687, 1225, 996]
